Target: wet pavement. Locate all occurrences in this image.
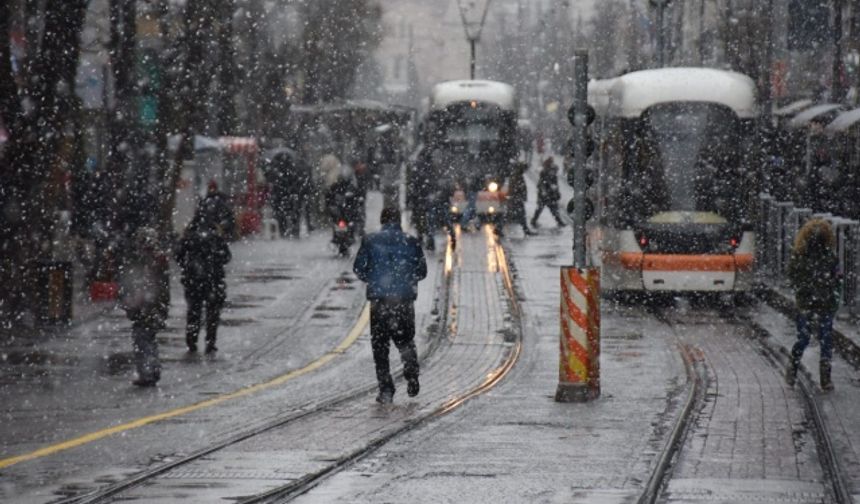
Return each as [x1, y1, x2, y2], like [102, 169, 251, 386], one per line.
[2, 169, 860, 503]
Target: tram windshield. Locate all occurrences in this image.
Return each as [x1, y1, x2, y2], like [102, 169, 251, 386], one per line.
[632, 103, 745, 223]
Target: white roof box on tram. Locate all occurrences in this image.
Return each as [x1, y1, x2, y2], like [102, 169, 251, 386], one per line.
[606, 68, 757, 119]
[588, 78, 617, 116]
[430, 80, 516, 111]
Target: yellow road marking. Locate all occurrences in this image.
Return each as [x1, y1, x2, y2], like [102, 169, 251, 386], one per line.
[0, 304, 370, 470]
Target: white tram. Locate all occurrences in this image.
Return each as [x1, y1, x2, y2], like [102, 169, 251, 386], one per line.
[589, 68, 759, 294]
[424, 80, 518, 220]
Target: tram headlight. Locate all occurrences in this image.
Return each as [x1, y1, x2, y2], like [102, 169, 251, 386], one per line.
[450, 205, 459, 214]
[487, 181, 499, 193]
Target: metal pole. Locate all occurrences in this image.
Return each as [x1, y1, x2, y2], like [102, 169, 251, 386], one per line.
[833, 0, 845, 102]
[572, 50, 588, 268]
[657, 3, 665, 67]
[762, 0, 775, 119]
[470, 37, 477, 79]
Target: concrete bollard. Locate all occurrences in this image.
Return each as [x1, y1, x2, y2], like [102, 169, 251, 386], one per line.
[556, 266, 600, 402]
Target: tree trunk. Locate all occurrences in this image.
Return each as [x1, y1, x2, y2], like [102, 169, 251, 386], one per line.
[0, 1, 87, 326]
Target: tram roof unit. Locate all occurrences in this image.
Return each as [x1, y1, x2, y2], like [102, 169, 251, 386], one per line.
[605, 67, 757, 119]
[587, 78, 618, 117]
[430, 80, 516, 112]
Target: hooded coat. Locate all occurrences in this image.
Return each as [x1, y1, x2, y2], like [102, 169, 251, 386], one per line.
[788, 219, 840, 314]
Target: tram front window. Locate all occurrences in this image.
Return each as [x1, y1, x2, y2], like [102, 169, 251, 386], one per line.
[637, 103, 741, 222]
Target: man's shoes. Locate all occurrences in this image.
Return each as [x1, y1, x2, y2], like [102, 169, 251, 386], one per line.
[132, 375, 159, 387]
[407, 378, 420, 397]
[820, 361, 834, 391]
[205, 343, 218, 354]
[376, 389, 394, 404]
[187, 343, 198, 353]
[524, 228, 537, 236]
[785, 364, 796, 387]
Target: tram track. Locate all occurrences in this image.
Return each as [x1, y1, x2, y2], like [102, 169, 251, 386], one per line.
[736, 310, 854, 504]
[636, 300, 852, 504]
[59, 228, 523, 504]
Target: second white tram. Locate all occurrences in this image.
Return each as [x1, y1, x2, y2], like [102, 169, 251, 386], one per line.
[589, 68, 759, 294]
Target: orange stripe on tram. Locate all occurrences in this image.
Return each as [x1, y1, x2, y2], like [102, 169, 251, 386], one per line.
[619, 253, 754, 272]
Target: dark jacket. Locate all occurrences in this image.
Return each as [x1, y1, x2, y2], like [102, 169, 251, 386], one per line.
[270, 154, 313, 198]
[353, 223, 427, 301]
[325, 178, 360, 222]
[788, 222, 840, 314]
[507, 165, 528, 205]
[175, 227, 232, 300]
[537, 165, 560, 203]
[194, 191, 236, 238]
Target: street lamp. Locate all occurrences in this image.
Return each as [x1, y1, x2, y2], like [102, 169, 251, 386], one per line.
[649, 0, 672, 67]
[456, 0, 493, 79]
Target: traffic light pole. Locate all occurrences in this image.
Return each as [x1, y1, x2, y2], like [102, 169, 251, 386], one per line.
[556, 50, 600, 403]
[572, 50, 589, 268]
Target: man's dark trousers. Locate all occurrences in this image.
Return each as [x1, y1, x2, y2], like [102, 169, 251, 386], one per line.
[370, 299, 418, 394]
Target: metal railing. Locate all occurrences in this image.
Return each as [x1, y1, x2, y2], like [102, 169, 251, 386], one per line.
[758, 193, 860, 317]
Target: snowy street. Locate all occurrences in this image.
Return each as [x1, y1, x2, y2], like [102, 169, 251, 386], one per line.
[1, 177, 859, 503]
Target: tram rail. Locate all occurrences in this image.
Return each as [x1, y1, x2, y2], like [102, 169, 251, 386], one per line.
[739, 310, 854, 504]
[61, 229, 523, 504]
[638, 301, 853, 504]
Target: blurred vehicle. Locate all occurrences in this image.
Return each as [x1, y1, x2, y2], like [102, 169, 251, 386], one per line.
[423, 80, 518, 227]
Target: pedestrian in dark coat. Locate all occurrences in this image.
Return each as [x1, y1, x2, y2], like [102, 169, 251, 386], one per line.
[119, 226, 167, 386]
[269, 152, 313, 238]
[353, 207, 428, 404]
[175, 217, 232, 353]
[507, 162, 535, 236]
[409, 150, 436, 248]
[786, 219, 840, 390]
[531, 157, 565, 228]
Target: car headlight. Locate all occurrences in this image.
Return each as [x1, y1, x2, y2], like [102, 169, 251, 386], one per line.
[487, 181, 499, 193]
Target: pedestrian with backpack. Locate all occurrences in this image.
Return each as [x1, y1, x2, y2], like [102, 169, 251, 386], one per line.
[785, 219, 841, 391]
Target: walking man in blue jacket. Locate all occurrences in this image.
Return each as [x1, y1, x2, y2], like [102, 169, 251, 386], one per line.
[353, 207, 428, 404]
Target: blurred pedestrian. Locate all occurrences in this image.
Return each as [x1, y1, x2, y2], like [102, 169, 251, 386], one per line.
[118, 226, 167, 387]
[194, 180, 236, 240]
[531, 157, 565, 228]
[269, 152, 313, 238]
[325, 168, 362, 245]
[409, 150, 435, 249]
[507, 162, 535, 236]
[786, 219, 841, 391]
[175, 213, 232, 354]
[353, 207, 428, 404]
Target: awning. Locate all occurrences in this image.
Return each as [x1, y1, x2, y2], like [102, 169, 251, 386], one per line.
[773, 98, 813, 117]
[787, 104, 844, 129]
[825, 108, 860, 134]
